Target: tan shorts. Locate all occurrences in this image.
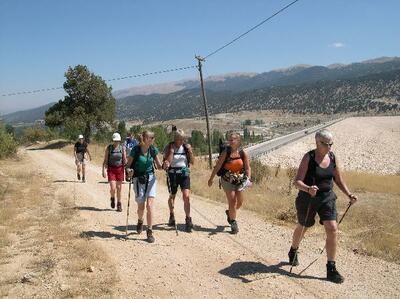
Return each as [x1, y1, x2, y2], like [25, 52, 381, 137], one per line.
[75, 153, 87, 165]
[221, 177, 249, 192]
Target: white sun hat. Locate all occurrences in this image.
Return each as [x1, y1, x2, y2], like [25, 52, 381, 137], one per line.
[112, 132, 121, 141]
[78, 134, 84, 139]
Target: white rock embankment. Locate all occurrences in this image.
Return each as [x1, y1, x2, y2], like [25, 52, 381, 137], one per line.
[259, 116, 400, 175]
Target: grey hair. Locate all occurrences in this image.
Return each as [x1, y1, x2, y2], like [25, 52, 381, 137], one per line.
[174, 129, 185, 140]
[315, 129, 333, 141]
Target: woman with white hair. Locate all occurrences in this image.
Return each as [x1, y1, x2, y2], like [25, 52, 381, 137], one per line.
[288, 129, 357, 284]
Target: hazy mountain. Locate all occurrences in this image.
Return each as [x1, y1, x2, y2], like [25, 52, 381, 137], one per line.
[117, 69, 400, 122]
[1, 102, 56, 124]
[5, 57, 400, 124]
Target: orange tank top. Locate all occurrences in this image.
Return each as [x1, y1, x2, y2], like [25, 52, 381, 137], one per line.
[224, 153, 244, 173]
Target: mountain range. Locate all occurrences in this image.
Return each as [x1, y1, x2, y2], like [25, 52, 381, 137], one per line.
[2, 57, 400, 124]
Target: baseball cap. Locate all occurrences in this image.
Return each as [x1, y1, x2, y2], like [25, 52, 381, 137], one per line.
[112, 132, 121, 141]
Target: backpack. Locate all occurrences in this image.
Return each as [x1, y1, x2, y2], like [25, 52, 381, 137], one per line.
[107, 144, 122, 165]
[163, 142, 191, 166]
[217, 139, 245, 177]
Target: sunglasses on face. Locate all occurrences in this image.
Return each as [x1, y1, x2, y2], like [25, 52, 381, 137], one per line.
[320, 140, 333, 147]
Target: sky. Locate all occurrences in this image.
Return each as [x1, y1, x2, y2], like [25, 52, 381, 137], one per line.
[0, 0, 399, 114]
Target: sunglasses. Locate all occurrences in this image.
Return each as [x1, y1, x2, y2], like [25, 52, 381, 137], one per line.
[320, 141, 333, 147]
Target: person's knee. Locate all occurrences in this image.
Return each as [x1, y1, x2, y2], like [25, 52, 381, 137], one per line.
[325, 222, 338, 235]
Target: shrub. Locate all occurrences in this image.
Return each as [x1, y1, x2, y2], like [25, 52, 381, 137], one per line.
[250, 159, 272, 183]
[0, 125, 18, 159]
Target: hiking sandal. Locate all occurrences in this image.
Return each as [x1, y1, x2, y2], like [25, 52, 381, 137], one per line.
[147, 229, 155, 243]
[116, 202, 122, 212]
[230, 220, 239, 234]
[168, 213, 176, 227]
[136, 220, 143, 234]
[185, 217, 193, 233]
[110, 197, 115, 209]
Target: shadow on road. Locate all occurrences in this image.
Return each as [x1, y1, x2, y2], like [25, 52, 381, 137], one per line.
[80, 230, 126, 240]
[53, 179, 79, 183]
[27, 141, 71, 150]
[219, 261, 325, 283]
[74, 206, 114, 212]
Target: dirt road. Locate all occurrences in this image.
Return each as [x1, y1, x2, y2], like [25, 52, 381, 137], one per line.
[26, 148, 400, 298]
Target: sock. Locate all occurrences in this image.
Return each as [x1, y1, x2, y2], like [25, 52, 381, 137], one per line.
[290, 247, 298, 253]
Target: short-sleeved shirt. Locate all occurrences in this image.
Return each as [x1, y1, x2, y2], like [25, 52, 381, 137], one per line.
[130, 146, 159, 175]
[74, 142, 87, 154]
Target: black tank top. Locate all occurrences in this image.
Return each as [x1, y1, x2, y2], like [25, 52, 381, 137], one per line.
[303, 150, 336, 194]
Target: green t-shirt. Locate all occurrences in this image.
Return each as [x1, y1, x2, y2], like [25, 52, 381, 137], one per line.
[130, 146, 159, 175]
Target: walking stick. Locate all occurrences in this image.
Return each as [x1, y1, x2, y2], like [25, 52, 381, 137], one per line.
[290, 199, 312, 273]
[125, 177, 132, 237]
[298, 202, 352, 276]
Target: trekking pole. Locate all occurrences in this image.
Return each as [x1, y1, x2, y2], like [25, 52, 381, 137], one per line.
[289, 200, 312, 273]
[298, 202, 352, 276]
[125, 177, 132, 237]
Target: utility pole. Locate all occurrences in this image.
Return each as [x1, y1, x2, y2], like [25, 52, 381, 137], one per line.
[195, 55, 213, 169]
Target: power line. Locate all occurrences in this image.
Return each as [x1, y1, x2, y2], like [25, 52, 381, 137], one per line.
[204, 0, 301, 59]
[1, 65, 197, 97]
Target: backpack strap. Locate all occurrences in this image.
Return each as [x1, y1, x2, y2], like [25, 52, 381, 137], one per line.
[329, 151, 336, 168]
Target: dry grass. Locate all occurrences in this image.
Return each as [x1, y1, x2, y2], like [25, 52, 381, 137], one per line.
[191, 158, 400, 263]
[0, 154, 117, 298]
[49, 140, 400, 263]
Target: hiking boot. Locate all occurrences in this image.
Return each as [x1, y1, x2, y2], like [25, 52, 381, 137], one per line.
[225, 210, 232, 224]
[327, 262, 344, 284]
[288, 247, 299, 266]
[168, 213, 176, 227]
[116, 202, 122, 212]
[110, 197, 115, 209]
[82, 175, 86, 183]
[136, 220, 143, 234]
[185, 217, 193, 233]
[230, 220, 239, 234]
[146, 229, 155, 243]
[77, 173, 81, 180]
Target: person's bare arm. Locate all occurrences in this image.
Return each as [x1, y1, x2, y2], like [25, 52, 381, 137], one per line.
[294, 154, 319, 197]
[333, 156, 358, 204]
[73, 146, 77, 160]
[154, 155, 163, 170]
[208, 152, 227, 187]
[86, 147, 92, 161]
[186, 144, 195, 166]
[102, 146, 109, 178]
[243, 151, 251, 180]
[122, 147, 127, 166]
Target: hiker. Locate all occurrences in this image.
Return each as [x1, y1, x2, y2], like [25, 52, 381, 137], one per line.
[208, 132, 252, 234]
[74, 134, 92, 183]
[124, 133, 139, 181]
[162, 129, 195, 232]
[102, 132, 127, 212]
[124, 132, 138, 156]
[126, 130, 163, 243]
[288, 129, 357, 284]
